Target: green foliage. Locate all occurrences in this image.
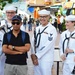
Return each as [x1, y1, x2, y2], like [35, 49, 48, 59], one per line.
[1, 2, 6, 10]
[0, 0, 3, 2]
[62, 19, 66, 31]
[7, 0, 12, 3]
[0, 0, 13, 10]
[2, 0, 12, 3]
[2, 2, 6, 7]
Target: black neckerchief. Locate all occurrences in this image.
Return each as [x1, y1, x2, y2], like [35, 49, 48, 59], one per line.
[34, 26, 48, 53]
[5, 20, 12, 31]
[63, 33, 75, 57]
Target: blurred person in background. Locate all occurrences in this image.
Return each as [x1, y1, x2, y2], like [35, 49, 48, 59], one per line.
[23, 16, 27, 30]
[28, 15, 33, 31]
[0, 31, 4, 75]
[57, 14, 64, 33]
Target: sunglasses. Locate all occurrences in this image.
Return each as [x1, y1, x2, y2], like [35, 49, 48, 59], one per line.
[12, 22, 20, 25]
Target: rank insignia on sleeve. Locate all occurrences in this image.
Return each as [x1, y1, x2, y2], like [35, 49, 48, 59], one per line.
[48, 33, 53, 41]
[50, 33, 53, 36]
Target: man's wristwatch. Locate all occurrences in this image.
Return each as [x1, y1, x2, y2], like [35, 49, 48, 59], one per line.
[12, 46, 15, 50]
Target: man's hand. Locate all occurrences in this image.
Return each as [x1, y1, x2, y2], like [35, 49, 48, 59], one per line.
[60, 54, 66, 61]
[17, 52, 23, 54]
[8, 45, 12, 50]
[31, 54, 38, 65]
[65, 48, 74, 54]
[8, 45, 23, 54]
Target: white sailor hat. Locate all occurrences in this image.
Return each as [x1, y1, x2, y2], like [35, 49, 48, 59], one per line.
[65, 15, 75, 21]
[5, 5, 16, 12]
[38, 9, 50, 15]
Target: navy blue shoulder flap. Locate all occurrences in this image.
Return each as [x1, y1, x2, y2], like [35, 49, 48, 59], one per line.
[7, 31, 26, 43]
[21, 31, 25, 43]
[21, 31, 28, 58]
[7, 32, 11, 43]
[7, 31, 28, 58]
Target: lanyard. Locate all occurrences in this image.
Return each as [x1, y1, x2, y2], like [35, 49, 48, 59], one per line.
[5, 20, 12, 31]
[34, 26, 48, 53]
[63, 33, 75, 57]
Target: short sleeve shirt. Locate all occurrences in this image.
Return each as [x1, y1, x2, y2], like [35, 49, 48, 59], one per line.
[2, 30, 30, 65]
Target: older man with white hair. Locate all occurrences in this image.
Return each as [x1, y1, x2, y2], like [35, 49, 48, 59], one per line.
[31, 9, 57, 75]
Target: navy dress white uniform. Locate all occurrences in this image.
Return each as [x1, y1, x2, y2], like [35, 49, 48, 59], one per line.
[0, 5, 25, 34]
[59, 15, 75, 75]
[0, 31, 5, 75]
[31, 9, 57, 75]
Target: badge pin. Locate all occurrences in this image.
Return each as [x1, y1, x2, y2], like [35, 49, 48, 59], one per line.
[48, 37, 53, 41]
[48, 33, 53, 41]
[50, 33, 53, 36]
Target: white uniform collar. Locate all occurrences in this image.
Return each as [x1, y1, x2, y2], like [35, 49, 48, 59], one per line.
[67, 29, 75, 34]
[66, 29, 75, 37]
[41, 22, 51, 28]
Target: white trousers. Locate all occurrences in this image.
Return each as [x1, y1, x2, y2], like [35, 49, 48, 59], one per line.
[63, 63, 73, 75]
[34, 59, 53, 75]
[0, 54, 6, 75]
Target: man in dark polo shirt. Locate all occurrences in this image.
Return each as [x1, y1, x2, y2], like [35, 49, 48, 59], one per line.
[2, 15, 31, 75]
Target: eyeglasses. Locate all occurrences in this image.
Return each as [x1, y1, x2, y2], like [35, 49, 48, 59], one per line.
[6, 12, 16, 14]
[39, 16, 48, 18]
[12, 22, 20, 25]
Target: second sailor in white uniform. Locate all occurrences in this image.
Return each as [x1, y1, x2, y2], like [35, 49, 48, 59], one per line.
[60, 15, 75, 75]
[31, 9, 57, 75]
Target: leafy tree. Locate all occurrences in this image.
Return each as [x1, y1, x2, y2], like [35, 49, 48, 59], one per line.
[0, 0, 13, 10]
[6, 0, 12, 3]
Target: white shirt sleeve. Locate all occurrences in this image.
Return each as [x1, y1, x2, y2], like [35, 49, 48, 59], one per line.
[0, 20, 6, 28]
[20, 24, 25, 32]
[0, 32, 4, 56]
[31, 35, 35, 54]
[59, 34, 64, 56]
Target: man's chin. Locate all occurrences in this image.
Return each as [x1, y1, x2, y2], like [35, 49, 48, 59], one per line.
[13, 28, 20, 31]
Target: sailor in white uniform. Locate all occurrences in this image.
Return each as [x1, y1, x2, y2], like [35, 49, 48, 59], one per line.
[0, 5, 25, 34]
[0, 31, 5, 75]
[59, 15, 75, 75]
[31, 9, 57, 75]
